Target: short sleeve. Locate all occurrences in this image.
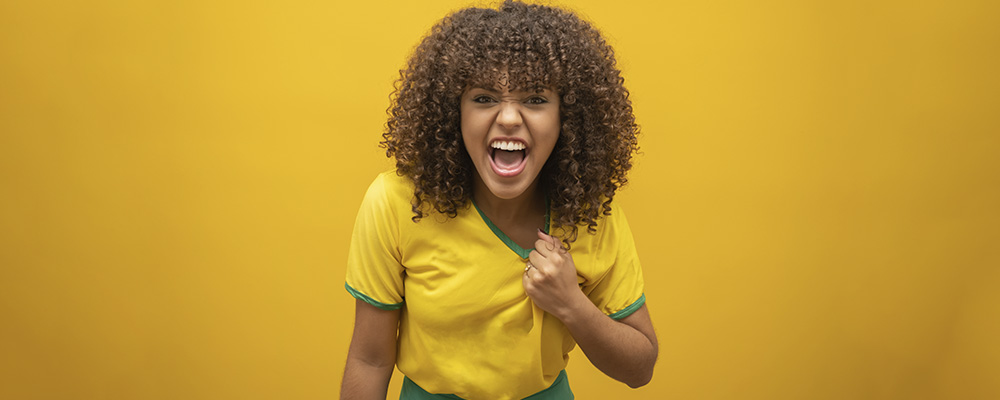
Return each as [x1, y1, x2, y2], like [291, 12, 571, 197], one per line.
[344, 173, 406, 310]
[584, 206, 646, 320]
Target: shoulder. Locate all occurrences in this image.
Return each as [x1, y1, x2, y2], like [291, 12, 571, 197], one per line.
[564, 201, 642, 284]
[602, 201, 632, 229]
[368, 169, 413, 194]
[354, 170, 418, 226]
[594, 202, 634, 245]
[555, 200, 632, 239]
[362, 170, 415, 207]
[557, 202, 638, 260]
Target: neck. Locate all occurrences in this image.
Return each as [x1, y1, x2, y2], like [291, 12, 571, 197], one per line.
[471, 177, 545, 225]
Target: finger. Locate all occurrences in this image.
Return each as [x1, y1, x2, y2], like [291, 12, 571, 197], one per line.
[523, 262, 539, 283]
[528, 251, 547, 272]
[538, 229, 566, 253]
[536, 229, 548, 240]
[532, 239, 553, 258]
[533, 240, 564, 267]
[546, 231, 564, 252]
[536, 230, 558, 252]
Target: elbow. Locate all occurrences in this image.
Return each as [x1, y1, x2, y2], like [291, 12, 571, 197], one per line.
[623, 354, 656, 388]
[625, 371, 653, 389]
[622, 361, 655, 388]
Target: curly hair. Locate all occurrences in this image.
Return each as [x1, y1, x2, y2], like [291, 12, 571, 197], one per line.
[381, 0, 639, 245]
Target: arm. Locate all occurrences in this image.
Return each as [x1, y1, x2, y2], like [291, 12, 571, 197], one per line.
[558, 301, 657, 388]
[524, 231, 658, 388]
[340, 299, 400, 400]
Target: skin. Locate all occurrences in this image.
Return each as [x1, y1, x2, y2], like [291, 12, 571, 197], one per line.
[526, 230, 658, 388]
[341, 77, 657, 398]
[460, 78, 561, 248]
[341, 300, 398, 399]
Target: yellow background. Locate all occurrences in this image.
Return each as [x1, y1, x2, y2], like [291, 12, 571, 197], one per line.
[1, 0, 998, 399]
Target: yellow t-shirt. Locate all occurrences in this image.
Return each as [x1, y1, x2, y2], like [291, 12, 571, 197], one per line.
[345, 170, 645, 400]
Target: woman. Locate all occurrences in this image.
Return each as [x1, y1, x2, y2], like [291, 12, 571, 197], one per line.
[341, 2, 657, 399]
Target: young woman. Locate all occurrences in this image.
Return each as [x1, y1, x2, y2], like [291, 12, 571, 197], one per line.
[341, 2, 656, 399]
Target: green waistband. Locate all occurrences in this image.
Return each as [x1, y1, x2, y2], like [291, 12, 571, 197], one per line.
[399, 370, 573, 400]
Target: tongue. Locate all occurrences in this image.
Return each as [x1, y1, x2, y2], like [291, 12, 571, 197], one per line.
[494, 150, 525, 169]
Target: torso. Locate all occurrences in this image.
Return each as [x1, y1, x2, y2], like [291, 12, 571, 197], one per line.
[346, 171, 646, 399]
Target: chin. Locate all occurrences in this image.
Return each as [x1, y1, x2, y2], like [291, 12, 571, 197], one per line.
[483, 170, 544, 200]
[484, 181, 528, 200]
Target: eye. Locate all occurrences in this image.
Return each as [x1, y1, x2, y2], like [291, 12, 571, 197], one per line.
[525, 96, 548, 105]
[472, 95, 496, 104]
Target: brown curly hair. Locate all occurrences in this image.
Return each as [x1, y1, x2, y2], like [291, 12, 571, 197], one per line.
[381, 0, 639, 245]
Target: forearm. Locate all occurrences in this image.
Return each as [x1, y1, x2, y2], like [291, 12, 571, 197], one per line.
[557, 295, 657, 388]
[340, 356, 394, 400]
[524, 231, 657, 387]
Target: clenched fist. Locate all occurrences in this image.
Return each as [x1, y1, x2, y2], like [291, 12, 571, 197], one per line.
[523, 230, 589, 320]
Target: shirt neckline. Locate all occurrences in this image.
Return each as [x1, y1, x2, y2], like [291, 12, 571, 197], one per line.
[471, 196, 551, 259]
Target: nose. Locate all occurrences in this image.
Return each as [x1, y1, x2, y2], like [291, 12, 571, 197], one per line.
[496, 101, 522, 131]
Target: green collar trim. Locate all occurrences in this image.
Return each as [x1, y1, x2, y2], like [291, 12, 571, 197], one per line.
[471, 196, 550, 259]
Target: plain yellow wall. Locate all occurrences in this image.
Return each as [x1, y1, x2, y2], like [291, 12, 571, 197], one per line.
[1, 0, 998, 399]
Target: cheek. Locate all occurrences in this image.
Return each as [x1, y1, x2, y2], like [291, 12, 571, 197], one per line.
[461, 133, 481, 161]
[459, 112, 475, 144]
[461, 110, 492, 137]
[460, 113, 490, 158]
[540, 112, 562, 147]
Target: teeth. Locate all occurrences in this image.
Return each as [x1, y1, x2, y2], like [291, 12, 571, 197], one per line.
[490, 140, 526, 151]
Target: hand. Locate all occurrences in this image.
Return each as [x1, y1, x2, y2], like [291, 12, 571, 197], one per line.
[523, 230, 588, 320]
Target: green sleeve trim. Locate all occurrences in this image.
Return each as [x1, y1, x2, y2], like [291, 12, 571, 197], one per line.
[344, 283, 403, 311]
[609, 294, 646, 320]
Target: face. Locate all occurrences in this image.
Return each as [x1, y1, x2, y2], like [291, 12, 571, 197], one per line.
[460, 79, 560, 202]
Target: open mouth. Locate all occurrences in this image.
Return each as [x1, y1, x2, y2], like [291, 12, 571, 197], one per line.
[488, 139, 528, 177]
